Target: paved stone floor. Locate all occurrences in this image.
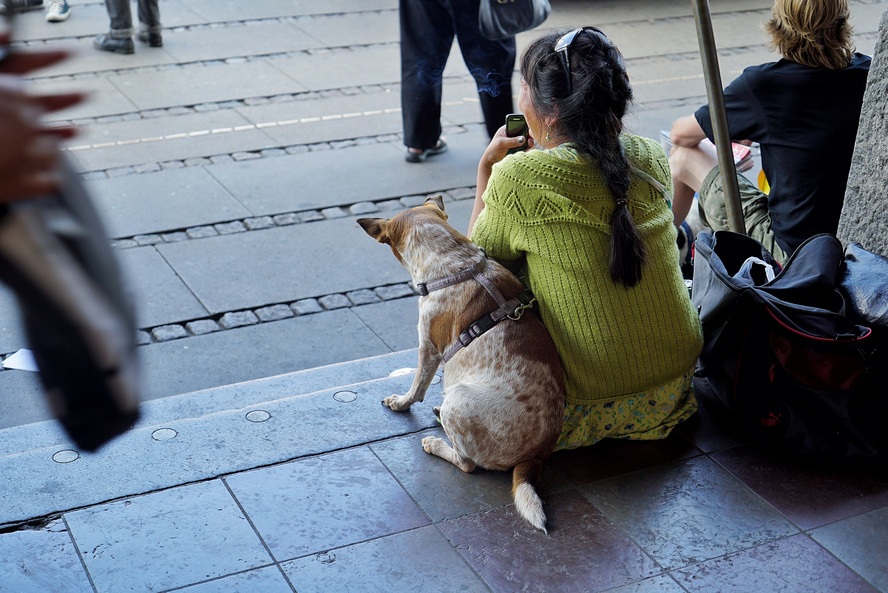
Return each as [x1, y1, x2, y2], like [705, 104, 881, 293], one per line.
[0, 0, 887, 591]
[2, 392, 888, 593]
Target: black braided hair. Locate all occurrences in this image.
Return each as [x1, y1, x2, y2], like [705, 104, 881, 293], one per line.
[520, 29, 646, 287]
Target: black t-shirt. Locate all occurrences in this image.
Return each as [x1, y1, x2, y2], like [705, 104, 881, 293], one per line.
[695, 53, 870, 253]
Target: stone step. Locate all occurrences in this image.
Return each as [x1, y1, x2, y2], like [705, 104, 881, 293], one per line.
[0, 348, 425, 456]
[0, 348, 444, 526]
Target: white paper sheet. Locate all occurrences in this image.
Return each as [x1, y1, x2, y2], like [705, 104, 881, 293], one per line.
[2, 348, 40, 372]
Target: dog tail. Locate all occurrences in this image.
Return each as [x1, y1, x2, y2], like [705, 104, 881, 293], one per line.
[512, 459, 547, 533]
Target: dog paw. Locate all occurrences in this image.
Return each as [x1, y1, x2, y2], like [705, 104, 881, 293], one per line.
[383, 394, 412, 412]
[422, 436, 443, 454]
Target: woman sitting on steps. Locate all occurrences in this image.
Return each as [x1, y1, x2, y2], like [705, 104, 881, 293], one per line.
[468, 28, 704, 450]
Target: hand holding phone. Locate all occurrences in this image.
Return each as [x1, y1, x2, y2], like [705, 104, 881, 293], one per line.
[505, 113, 528, 155]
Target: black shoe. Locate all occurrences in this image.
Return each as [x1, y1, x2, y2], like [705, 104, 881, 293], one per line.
[405, 140, 448, 163]
[136, 29, 163, 47]
[93, 33, 135, 55]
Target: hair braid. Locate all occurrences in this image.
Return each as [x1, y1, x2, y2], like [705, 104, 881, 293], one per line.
[521, 30, 647, 286]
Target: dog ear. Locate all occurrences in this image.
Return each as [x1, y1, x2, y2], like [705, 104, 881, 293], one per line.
[357, 218, 390, 244]
[424, 195, 445, 213]
[424, 195, 448, 220]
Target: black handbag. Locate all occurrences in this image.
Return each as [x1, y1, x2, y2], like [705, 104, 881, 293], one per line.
[692, 230, 888, 458]
[478, 0, 551, 41]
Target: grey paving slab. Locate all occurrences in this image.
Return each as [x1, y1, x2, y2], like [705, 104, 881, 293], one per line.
[107, 60, 307, 111]
[281, 526, 489, 593]
[671, 534, 882, 593]
[0, 373, 443, 504]
[15, 3, 119, 42]
[225, 446, 430, 562]
[350, 297, 420, 352]
[137, 309, 394, 400]
[0, 372, 439, 523]
[371, 429, 573, 523]
[65, 480, 272, 593]
[175, 566, 294, 593]
[0, 287, 25, 354]
[185, 0, 397, 21]
[540, 0, 773, 29]
[292, 11, 398, 47]
[580, 456, 799, 570]
[234, 92, 404, 146]
[271, 45, 401, 91]
[14, 1, 206, 43]
[439, 80, 498, 127]
[0, 518, 93, 593]
[68, 110, 275, 171]
[33, 75, 138, 122]
[160, 21, 323, 64]
[115, 247, 209, 328]
[810, 507, 888, 593]
[440, 489, 662, 593]
[605, 575, 689, 593]
[0, 348, 426, 456]
[0, 314, 411, 433]
[584, 10, 769, 63]
[33, 37, 179, 79]
[0, 370, 47, 430]
[418, 127, 491, 190]
[204, 142, 436, 217]
[87, 166, 251, 238]
[155, 219, 406, 313]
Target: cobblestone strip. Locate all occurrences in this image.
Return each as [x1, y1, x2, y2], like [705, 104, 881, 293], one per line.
[139, 281, 419, 346]
[0, 281, 421, 365]
[108, 186, 476, 249]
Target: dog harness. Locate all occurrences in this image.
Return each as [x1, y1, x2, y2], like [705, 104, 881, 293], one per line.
[416, 255, 536, 363]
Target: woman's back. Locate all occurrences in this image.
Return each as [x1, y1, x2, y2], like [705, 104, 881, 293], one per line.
[470, 134, 702, 405]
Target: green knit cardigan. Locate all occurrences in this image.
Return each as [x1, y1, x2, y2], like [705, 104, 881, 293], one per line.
[470, 134, 703, 406]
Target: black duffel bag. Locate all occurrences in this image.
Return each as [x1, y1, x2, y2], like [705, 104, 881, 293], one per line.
[692, 230, 888, 459]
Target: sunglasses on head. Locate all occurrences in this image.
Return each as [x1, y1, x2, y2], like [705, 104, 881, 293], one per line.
[554, 26, 610, 96]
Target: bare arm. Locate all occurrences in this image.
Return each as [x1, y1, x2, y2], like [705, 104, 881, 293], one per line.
[669, 115, 707, 148]
[467, 126, 530, 235]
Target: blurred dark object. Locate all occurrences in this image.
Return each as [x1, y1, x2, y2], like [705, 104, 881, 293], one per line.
[0, 0, 139, 452]
[692, 230, 888, 459]
[0, 161, 140, 452]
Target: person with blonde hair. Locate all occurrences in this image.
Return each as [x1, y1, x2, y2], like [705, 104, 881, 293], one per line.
[668, 0, 869, 263]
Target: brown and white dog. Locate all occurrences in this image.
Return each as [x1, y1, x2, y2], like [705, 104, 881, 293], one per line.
[358, 196, 565, 532]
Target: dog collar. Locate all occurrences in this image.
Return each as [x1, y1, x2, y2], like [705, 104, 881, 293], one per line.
[416, 258, 486, 296]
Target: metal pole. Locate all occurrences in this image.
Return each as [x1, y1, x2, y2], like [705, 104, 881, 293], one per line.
[691, 0, 746, 235]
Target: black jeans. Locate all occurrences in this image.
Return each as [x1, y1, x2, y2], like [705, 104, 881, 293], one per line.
[400, 0, 516, 150]
[106, 0, 161, 38]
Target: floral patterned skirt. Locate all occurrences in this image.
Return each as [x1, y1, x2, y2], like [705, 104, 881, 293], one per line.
[554, 367, 697, 451]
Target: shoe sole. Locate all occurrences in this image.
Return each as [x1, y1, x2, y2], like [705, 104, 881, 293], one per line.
[93, 41, 134, 54]
[45, 12, 70, 22]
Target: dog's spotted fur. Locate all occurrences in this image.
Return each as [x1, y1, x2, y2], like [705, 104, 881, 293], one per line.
[358, 196, 565, 532]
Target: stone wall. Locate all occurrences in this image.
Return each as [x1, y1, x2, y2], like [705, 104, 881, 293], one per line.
[837, 9, 888, 256]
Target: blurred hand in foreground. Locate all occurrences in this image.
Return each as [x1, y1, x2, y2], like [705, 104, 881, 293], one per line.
[0, 38, 84, 203]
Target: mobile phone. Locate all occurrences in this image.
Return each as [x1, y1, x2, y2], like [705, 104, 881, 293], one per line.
[505, 113, 528, 154]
